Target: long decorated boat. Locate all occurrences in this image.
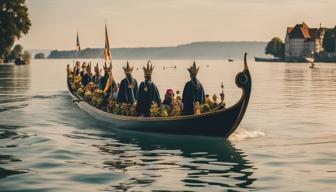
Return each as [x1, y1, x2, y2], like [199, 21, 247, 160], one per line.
[67, 53, 252, 138]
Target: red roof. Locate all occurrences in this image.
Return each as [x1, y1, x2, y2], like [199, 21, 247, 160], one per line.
[287, 22, 323, 40]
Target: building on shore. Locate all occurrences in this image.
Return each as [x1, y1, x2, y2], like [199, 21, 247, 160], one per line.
[285, 22, 325, 62]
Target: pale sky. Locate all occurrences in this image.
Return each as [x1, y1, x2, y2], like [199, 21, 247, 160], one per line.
[17, 0, 336, 50]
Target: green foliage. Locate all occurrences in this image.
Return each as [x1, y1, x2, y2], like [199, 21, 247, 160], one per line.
[265, 37, 285, 58]
[22, 50, 31, 63]
[7, 44, 23, 60]
[34, 52, 45, 59]
[323, 27, 336, 52]
[0, 0, 31, 59]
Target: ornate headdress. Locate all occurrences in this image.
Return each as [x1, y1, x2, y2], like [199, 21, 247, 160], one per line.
[82, 62, 87, 68]
[94, 63, 99, 73]
[143, 60, 154, 76]
[122, 61, 134, 74]
[103, 62, 111, 72]
[86, 62, 91, 70]
[187, 61, 199, 76]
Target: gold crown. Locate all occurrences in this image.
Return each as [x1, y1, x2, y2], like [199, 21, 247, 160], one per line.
[123, 61, 134, 74]
[94, 63, 99, 72]
[143, 60, 154, 76]
[187, 61, 199, 75]
[103, 62, 112, 72]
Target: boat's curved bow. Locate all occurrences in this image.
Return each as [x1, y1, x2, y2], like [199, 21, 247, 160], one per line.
[68, 53, 252, 138]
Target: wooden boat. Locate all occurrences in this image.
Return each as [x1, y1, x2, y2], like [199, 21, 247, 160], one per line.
[68, 53, 252, 138]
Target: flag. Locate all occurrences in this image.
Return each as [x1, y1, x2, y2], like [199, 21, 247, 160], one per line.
[103, 23, 115, 94]
[76, 31, 81, 52]
[104, 24, 112, 64]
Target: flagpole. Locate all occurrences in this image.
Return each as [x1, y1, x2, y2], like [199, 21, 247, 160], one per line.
[76, 30, 80, 60]
[104, 22, 114, 96]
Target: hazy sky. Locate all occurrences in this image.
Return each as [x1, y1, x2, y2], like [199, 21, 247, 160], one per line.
[17, 0, 335, 50]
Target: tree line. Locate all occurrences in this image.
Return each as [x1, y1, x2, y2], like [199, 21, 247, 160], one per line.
[0, 0, 31, 63]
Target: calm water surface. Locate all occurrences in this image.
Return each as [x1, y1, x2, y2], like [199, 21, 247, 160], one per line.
[0, 59, 336, 191]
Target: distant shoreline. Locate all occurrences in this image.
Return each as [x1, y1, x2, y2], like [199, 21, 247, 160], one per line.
[32, 41, 267, 60]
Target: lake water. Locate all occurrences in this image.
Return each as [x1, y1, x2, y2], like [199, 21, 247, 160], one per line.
[0, 59, 336, 191]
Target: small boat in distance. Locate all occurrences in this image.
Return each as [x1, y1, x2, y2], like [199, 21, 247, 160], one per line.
[254, 57, 282, 62]
[228, 59, 234, 62]
[305, 57, 315, 68]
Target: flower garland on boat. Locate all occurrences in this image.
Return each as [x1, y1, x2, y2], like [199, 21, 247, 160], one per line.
[67, 65, 225, 117]
[150, 102, 169, 117]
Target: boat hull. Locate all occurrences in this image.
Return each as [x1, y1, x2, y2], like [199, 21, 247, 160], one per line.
[69, 92, 245, 137]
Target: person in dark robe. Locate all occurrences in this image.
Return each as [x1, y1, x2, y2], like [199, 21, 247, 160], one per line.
[182, 62, 205, 115]
[103, 65, 117, 98]
[81, 62, 91, 86]
[100, 63, 110, 90]
[117, 61, 138, 104]
[73, 61, 81, 76]
[102, 64, 117, 110]
[136, 61, 161, 116]
[92, 63, 101, 88]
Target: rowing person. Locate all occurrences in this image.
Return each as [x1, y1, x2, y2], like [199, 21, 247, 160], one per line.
[182, 62, 205, 115]
[136, 61, 161, 116]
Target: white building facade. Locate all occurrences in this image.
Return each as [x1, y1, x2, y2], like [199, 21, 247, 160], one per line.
[285, 23, 324, 61]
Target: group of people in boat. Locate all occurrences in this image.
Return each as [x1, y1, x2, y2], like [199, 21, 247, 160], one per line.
[68, 60, 225, 117]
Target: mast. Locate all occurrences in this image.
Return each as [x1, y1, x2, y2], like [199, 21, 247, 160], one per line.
[104, 23, 112, 66]
[76, 30, 81, 59]
[103, 23, 115, 95]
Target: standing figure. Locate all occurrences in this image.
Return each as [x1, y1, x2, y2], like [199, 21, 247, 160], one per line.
[117, 61, 138, 104]
[73, 61, 81, 76]
[100, 63, 110, 90]
[103, 64, 117, 98]
[136, 61, 161, 116]
[92, 63, 101, 88]
[81, 62, 91, 86]
[102, 64, 117, 110]
[182, 62, 205, 115]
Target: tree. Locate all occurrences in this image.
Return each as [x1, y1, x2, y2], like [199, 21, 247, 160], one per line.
[323, 27, 336, 52]
[265, 37, 285, 58]
[7, 44, 23, 60]
[22, 50, 31, 64]
[34, 53, 45, 59]
[0, 0, 31, 59]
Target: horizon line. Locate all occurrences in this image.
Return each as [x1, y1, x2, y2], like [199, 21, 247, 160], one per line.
[27, 40, 268, 51]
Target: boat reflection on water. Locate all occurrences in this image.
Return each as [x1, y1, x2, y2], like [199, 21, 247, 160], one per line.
[94, 129, 256, 191]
